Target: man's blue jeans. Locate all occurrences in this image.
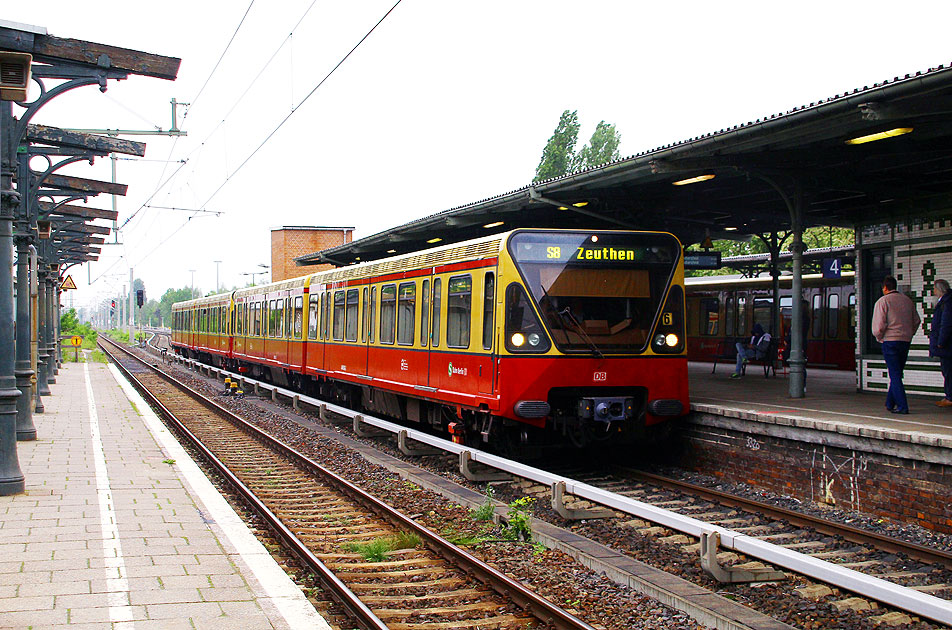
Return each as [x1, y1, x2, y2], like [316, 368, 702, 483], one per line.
[882, 340, 910, 412]
[734, 343, 757, 375]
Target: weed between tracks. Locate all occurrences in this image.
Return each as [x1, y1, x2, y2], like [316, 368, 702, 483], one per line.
[342, 532, 422, 562]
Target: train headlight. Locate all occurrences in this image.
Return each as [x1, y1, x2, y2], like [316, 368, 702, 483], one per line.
[653, 334, 665, 347]
[527, 333, 541, 347]
[665, 334, 679, 347]
[511, 333, 526, 347]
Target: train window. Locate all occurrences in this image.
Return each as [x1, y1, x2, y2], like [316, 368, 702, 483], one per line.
[369, 287, 376, 343]
[285, 298, 291, 338]
[812, 294, 823, 338]
[505, 283, 550, 353]
[447, 275, 472, 349]
[345, 289, 359, 342]
[421, 280, 430, 348]
[725, 296, 735, 336]
[324, 291, 331, 339]
[308, 295, 319, 340]
[737, 295, 748, 336]
[380, 284, 396, 344]
[361, 288, 369, 343]
[848, 293, 856, 339]
[483, 272, 495, 350]
[235, 304, 241, 335]
[333, 291, 345, 341]
[431, 278, 441, 347]
[699, 298, 719, 336]
[317, 294, 323, 340]
[397, 282, 416, 345]
[277, 299, 286, 338]
[753, 298, 773, 333]
[827, 293, 839, 338]
[294, 296, 303, 339]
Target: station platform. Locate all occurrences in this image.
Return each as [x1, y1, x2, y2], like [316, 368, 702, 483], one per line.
[688, 362, 952, 453]
[684, 362, 952, 533]
[0, 361, 328, 629]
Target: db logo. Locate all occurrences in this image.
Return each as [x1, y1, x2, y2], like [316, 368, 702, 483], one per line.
[593, 371, 607, 382]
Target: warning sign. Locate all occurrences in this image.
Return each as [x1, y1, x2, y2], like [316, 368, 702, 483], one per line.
[60, 275, 77, 290]
[69, 336, 83, 347]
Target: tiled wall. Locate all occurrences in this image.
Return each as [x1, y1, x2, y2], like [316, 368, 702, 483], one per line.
[857, 216, 952, 398]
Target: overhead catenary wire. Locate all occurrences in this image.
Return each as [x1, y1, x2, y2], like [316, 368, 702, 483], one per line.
[189, 0, 258, 111]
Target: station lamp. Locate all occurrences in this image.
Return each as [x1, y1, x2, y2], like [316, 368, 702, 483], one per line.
[426, 237, 442, 244]
[672, 174, 716, 186]
[845, 127, 913, 145]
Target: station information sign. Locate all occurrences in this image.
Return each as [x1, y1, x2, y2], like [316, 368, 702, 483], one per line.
[822, 257, 843, 278]
[683, 250, 722, 270]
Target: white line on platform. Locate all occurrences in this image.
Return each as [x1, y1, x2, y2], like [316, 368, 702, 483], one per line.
[84, 362, 136, 627]
[106, 363, 331, 630]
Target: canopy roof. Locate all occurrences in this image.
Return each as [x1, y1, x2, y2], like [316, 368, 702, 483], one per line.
[300, 63, 952, 267]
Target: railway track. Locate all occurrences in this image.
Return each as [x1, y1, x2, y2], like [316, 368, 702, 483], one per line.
[127, 341, 952, 627]
[100, 337, 593, 630]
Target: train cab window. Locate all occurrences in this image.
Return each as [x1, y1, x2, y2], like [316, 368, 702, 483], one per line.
[294, 296, 303, 339]
[447, 275, 472, 349]
[812, 294, 823, 339]
[361, 288, 369, 343]
[753, 298, 773, 334]
[420, 280, 430, 348]
[308, 295, 319, 340]
[725, 296, 735, 336]
[483, 272, 495, 350]
[369, 287, 376, 343]
[345, 289, 359, 342]
[333, 291, 345, 341]
[380, 284, 396, 344]
[431, 278, 441, 347]
[848, 293, 856, 339]
[397, 282, 416, 345]
[827, 293, 839, 338]
[699, 298, 719, 336]
[737, 295, 748, 336]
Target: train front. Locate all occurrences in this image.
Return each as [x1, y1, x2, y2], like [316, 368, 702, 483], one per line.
[499, 229, 688, 447]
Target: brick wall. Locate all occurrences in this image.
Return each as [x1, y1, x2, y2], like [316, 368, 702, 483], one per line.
[271, 227, 353, 281]
[675, 419, 952, 533]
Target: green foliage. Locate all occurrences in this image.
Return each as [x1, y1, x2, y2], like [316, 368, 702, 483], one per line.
[574, 120, 621, 171]
[159, 287, 195, 328]
[534, 109, 580, 182]
[60, 308, 97, 345]
[501, 496, 535, 542]
[342, 532, 421, 562]
[471, 485, 496, 522]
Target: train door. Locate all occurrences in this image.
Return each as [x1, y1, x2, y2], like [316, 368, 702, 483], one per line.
[477, 270, 496, 394]
[420, 276, 432, 387]
[360, 285, 371, 377]
[428, 276, 442, 389]
[810, 290, 825, 365]
[863, 248, 892, 355]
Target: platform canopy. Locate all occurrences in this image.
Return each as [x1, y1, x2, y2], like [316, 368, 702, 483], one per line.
[299, 63, 952, 267]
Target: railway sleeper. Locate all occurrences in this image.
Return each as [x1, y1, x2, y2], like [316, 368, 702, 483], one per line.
[700, 531, 786, 584]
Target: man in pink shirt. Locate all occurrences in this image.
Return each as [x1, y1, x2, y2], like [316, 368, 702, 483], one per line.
[871, 276, 922, 414]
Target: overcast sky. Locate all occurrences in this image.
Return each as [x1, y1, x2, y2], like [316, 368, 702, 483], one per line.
[9, 1, 952, 313]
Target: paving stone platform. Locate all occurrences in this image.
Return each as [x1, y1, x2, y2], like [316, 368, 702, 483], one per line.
[0, 361, 329, 630]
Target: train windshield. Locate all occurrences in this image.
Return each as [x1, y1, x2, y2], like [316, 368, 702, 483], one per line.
[509, 231, 680, 353]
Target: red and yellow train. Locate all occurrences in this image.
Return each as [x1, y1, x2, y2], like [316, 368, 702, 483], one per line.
[685, 272, 856, 370]
[172, 229, 689, 448]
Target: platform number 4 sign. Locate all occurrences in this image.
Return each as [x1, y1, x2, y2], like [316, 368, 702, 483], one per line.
[822, 257, 842, 279]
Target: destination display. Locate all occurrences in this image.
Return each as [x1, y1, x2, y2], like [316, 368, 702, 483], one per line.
[510, 231, 679, 266]
[683, 250, 722, 270]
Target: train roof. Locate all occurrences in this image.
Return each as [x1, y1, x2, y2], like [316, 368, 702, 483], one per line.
[685, 271, 855, 287]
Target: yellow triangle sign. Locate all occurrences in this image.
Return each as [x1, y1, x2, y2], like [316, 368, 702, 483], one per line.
[60, 275, 77, 290]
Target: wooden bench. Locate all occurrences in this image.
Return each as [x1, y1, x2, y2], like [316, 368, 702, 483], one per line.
[742, 337, 779, 378]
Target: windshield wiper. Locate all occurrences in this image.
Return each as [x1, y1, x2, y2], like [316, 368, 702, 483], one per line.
[559, 307, 604, 358]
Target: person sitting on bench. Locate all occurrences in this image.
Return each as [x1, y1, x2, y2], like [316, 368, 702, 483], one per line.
[732, 323, 771, 379]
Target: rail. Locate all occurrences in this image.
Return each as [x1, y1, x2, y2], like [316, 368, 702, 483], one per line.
[163, 353, 952, 626]
[104, 339, 595, 630]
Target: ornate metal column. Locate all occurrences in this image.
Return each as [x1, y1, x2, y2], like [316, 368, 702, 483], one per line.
[0, 100, 25, 493]
[45, 266, 55, 383]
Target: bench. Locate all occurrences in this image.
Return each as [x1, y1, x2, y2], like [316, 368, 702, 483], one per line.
[711, 336, 778, 378]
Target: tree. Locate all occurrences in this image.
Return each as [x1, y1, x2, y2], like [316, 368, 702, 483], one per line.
[533, 110, 580, 182]
[574, 120, 621, 171]
[158, 287, 194, 329]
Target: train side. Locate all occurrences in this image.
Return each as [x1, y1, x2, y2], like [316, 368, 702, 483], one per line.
[685, 272, 856, 370]
[171, 229, 689, 448]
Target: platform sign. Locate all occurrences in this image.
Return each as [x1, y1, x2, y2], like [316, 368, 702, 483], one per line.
[684, 250, 722, 270]
[822, 257, 842, 278]
[60, 275, 77, 290]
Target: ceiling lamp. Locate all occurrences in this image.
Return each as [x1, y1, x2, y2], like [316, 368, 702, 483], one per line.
[386, 249, 396, 253]
[483, 221, 504, 228]
[723, 226, 738, 231]
[672, 174, 715, 186]
[845, 127, 913, 145]
[427, 237, 442, 244]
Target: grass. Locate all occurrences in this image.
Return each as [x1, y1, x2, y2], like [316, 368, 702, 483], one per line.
[342, 532, 422, 562]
